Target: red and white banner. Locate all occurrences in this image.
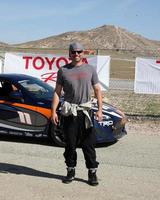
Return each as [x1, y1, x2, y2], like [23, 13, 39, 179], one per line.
[134, 57, 160, 94]
[4, 52, 110, 90]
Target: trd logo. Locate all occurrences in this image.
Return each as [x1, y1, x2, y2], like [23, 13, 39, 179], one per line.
[98, 120, 113, 127]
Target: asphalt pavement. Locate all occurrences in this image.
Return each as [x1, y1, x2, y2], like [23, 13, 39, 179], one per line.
[0, 122, 160, 200]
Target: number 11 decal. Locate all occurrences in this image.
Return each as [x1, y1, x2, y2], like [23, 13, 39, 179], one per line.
[17, 111, 32, 124]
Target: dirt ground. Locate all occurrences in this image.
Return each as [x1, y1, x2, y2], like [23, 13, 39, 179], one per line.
[126, 118, 160, 136]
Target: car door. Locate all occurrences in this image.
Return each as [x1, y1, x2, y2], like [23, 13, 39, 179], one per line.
[0, 79, 48, 136]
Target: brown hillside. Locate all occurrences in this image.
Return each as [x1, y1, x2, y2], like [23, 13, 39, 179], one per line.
[0, 42, 9, 47]
[14, 25, 160, 52]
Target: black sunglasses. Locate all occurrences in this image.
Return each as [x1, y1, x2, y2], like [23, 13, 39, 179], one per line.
[71, 50, 83, 54]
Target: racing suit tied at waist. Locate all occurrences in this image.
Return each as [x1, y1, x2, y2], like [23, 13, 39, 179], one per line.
[61, 101, 93, 129]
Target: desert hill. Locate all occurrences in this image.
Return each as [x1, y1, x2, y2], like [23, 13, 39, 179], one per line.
[0, 42, 9, 47]
[0, 25, 160, 56]
[14, 25, 160, 52]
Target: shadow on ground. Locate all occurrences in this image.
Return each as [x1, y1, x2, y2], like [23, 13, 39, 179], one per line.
[0, 162, 88, 184]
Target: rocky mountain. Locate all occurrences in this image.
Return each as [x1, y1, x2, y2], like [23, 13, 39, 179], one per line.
[14, 25, 160, 52]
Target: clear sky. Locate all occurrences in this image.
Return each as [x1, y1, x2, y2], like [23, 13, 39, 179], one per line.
[0, 0, 160, 44]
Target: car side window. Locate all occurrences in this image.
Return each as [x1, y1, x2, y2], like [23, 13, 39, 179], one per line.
[0, 80, 20, 100]
[0, 81, 13, 96]
[18, 79, 51, 99]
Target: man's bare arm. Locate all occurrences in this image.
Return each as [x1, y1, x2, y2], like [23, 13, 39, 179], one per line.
[51, 84, 62, 125]
[93, 83, 103, 121]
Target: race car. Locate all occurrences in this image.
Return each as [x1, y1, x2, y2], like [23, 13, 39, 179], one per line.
[0, 74, 127, 146]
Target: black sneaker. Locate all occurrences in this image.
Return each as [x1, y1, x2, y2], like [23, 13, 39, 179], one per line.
[62, 167, 75, 184]
[88, 169, 99, 186]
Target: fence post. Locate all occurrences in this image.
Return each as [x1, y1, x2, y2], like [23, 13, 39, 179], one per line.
[96, 49, 99, 55]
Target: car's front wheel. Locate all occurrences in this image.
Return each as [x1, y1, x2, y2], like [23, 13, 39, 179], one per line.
[50, 115, 66, 147]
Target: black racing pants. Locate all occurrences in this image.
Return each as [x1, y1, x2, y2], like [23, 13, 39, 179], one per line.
[63, 111, 99, 169]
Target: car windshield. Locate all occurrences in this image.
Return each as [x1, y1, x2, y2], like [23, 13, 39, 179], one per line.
[18, 78, 54, 99]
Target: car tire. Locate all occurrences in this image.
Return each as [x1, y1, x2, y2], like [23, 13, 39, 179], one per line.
[50, 115, 66, 147]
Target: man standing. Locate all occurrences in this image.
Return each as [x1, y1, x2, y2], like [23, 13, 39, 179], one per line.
[52, 42, 102, 186]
